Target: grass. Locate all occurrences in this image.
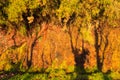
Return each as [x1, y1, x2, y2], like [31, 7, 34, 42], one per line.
[0, 62, 119, 80]
[1, 71, 120, 80]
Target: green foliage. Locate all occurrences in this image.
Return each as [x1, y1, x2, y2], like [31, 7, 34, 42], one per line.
[109, 72, 120, 80]
[5, 71, 114, 80]
[7, 0, 26, 23]
[0, 43, 27, 71]
[89, 72, 105, 80]
[57, 0, 79, 21]
[18, 25, 27, 36]
[0, 0, 8, 25]
[0, 0, 119, 29]
[8, 71, 76, 80]
[0, 49, 13, 71]
[6, 0, 40, 23]
[9, 73, 34, 80]
[85, 65, 98, 73]
[80, 27, 94, 45]
[45, 61, 76, 80]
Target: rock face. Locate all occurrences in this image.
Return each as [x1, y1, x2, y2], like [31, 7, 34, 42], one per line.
[32, 28, 75, 69]
[101, 28, 120, 72]
[0, 26, 120, 73]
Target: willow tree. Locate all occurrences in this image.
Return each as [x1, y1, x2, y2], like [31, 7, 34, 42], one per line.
[2, 0, 62, 69]
[56, 0, 120, 71]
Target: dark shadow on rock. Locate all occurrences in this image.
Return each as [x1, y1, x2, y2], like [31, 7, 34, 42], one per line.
[74, 40, 89, 80]
[94, 26, 109, 72]
[94, 26, 101, 72]
[75, 40, 89, 69]
[68, 27, 89, 80]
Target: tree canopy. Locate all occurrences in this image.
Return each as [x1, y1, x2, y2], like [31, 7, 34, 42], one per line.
[0, 0, 120, 30]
